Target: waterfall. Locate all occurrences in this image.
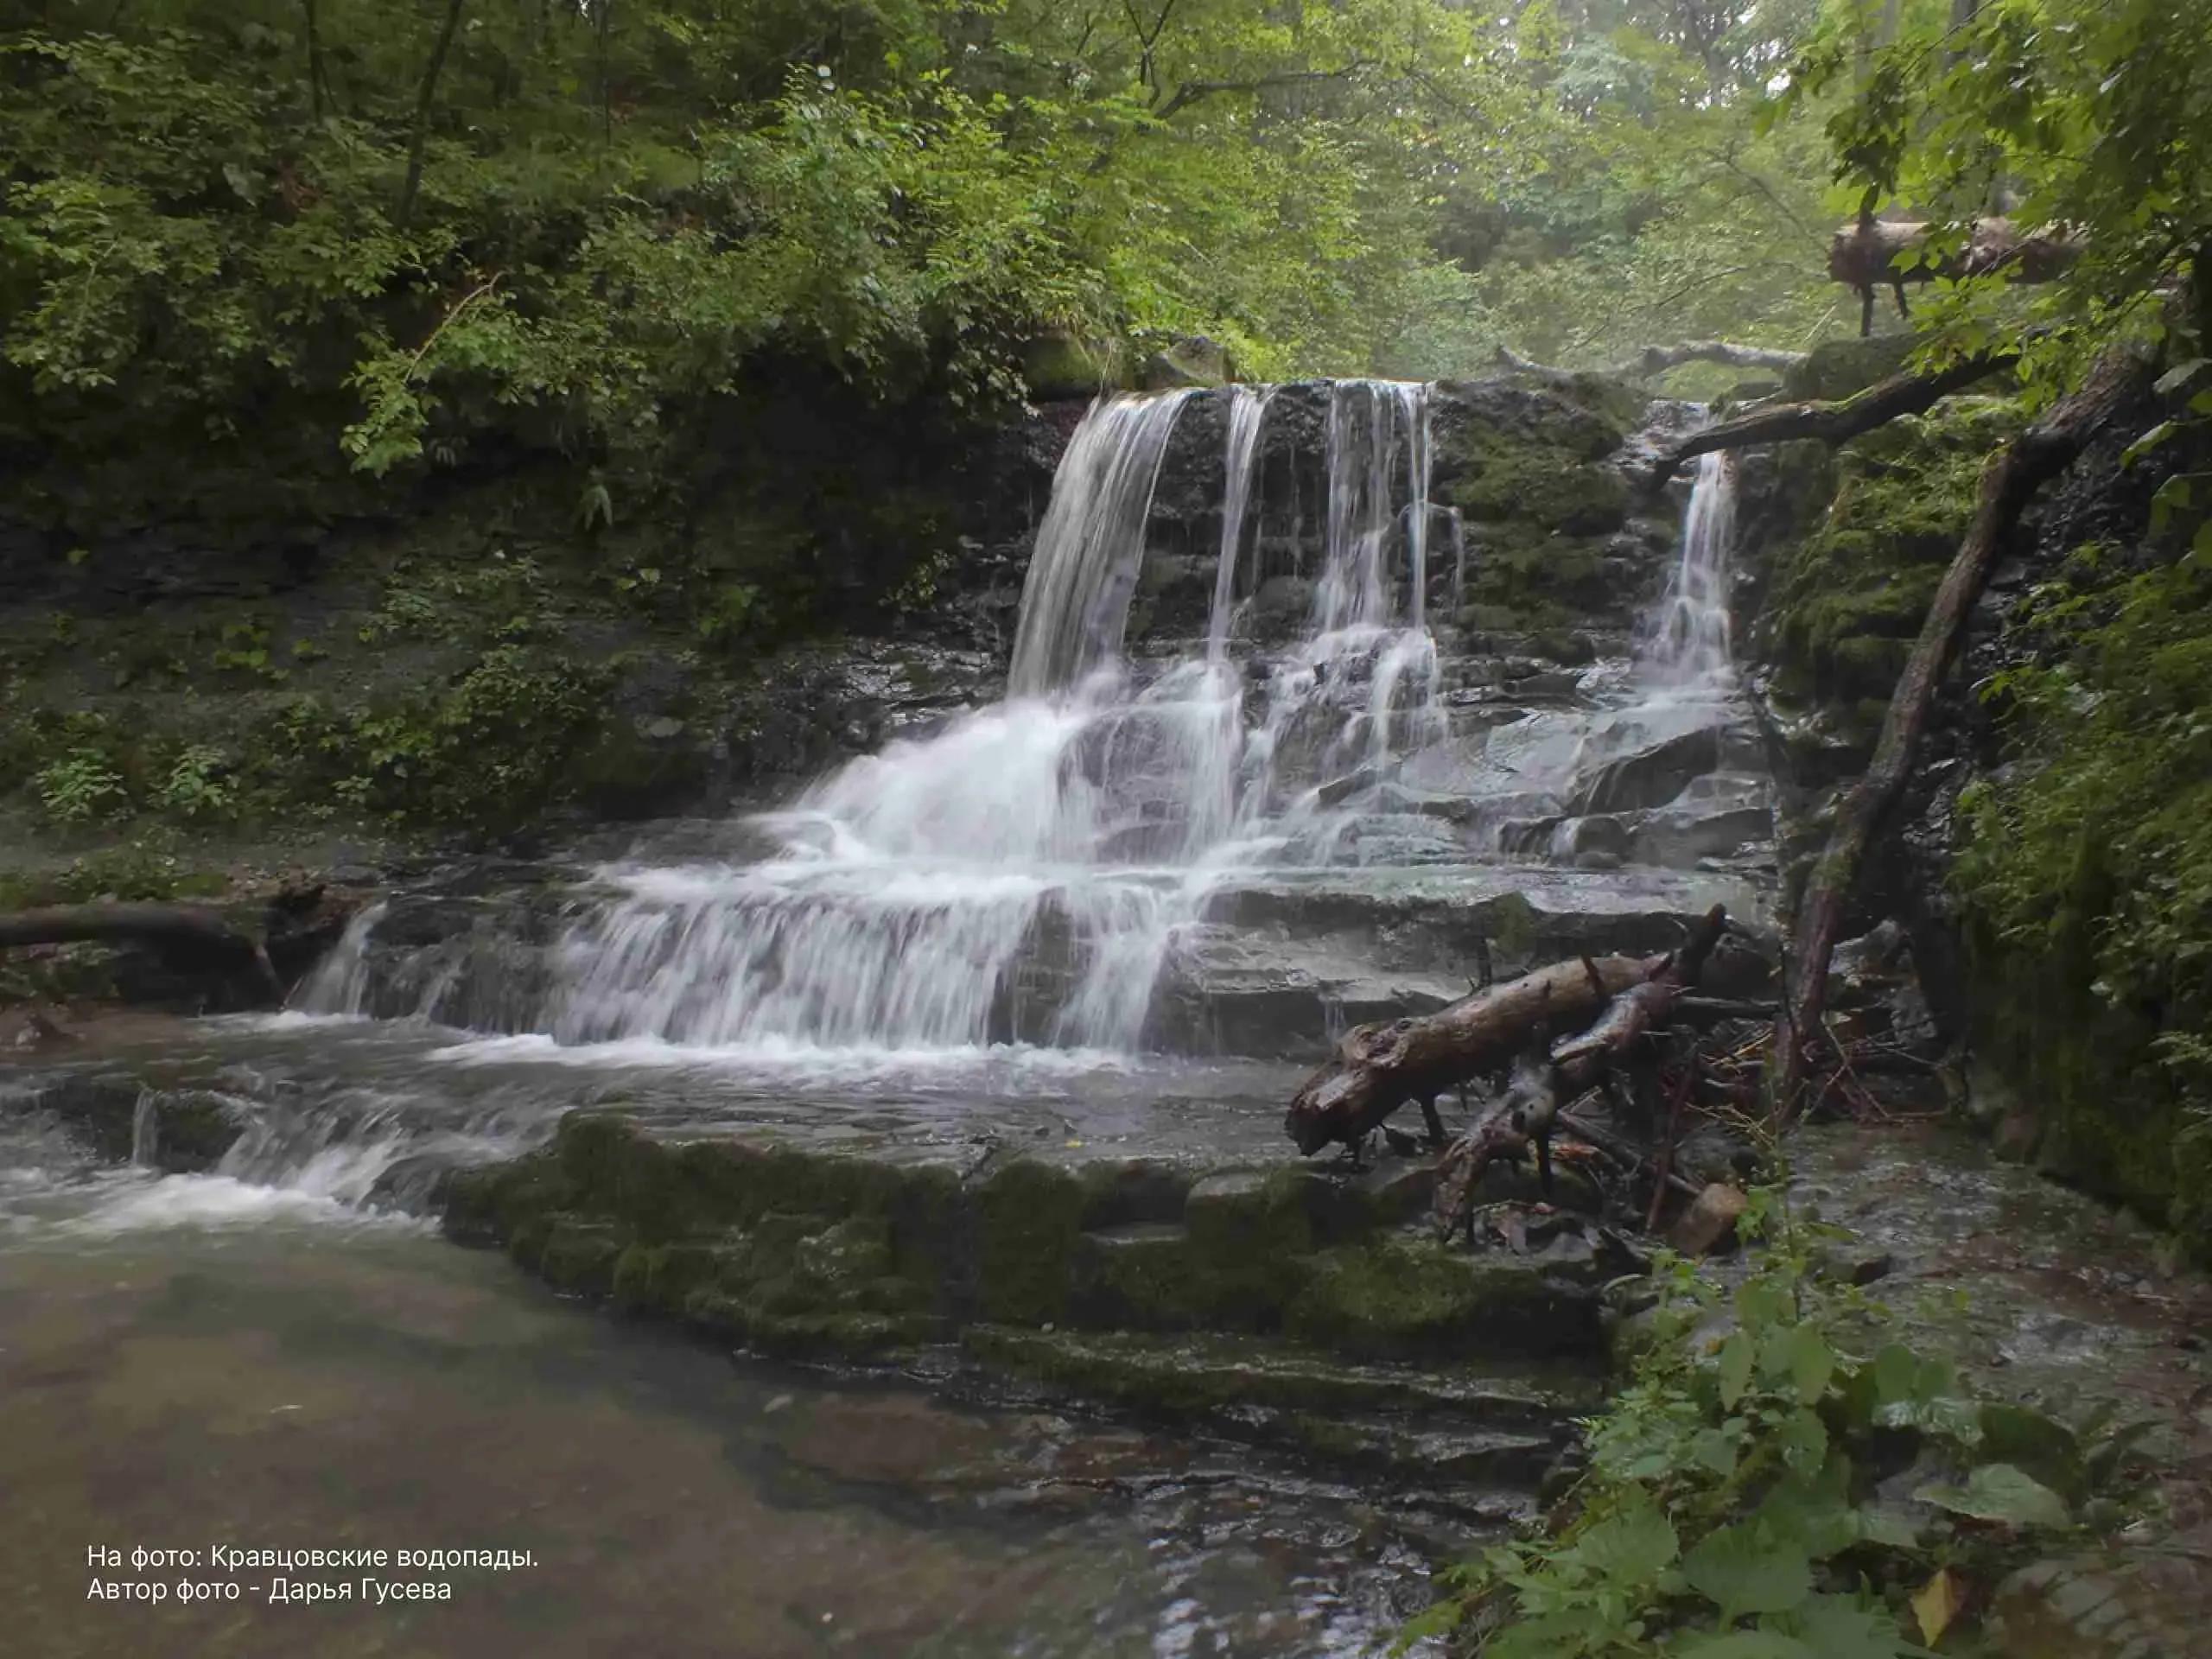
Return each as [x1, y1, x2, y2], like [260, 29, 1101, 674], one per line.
[314, 380, 1459, 1058]
[1008, 391, 1195, 696]
[129, 1090, 159, 1168]
[1643, 451, 1737, 684]
[1205, 385, 1272, 658]
[290, 900, 386, 1016]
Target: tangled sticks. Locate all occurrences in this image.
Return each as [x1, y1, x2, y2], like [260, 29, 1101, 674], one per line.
[1281, 906, 1732, 1239]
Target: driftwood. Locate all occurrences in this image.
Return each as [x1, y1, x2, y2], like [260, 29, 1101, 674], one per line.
[1775, 344, 2157, 1113]
[1432, 906, 1727, 1237]
[1285, 952, 1655, 1157]
[1650, 350, 2016, 486]
[0, 901, 279, 995]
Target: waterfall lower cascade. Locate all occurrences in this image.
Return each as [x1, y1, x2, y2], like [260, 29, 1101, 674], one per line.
[300, 381, 1767, 1065]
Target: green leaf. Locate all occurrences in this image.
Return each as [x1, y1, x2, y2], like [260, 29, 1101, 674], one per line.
[1781, 1592, 1916, 1658]
[1577, 1495, 1681, 1587]
[1718, 1332, 1756, 1408]
[1684, 1522, 1813, 1624]
[1777, 1408, 1829, 1475]
[1913, 1462, 2070, 1529]
[1669, 1630, 1814, 1658]
[1777, 1325, 1834, 1404]
[1691, 1424, 1744, 1478]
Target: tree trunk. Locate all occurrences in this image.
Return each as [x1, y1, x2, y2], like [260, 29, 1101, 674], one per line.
[1286, 954, 1655, 1156]
[1649, 350, 2016, 486]
[596, 0, 613, 149]
[397, 0, 469, 230]
[302, 0, 327, 119]
[1827, 218, 2084, 294]
[1774, 345, 2156, 1114]
[0, 903, 279, 995]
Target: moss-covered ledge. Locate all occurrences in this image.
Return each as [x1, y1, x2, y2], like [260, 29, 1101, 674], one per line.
[442, 1110, 1612, 1374]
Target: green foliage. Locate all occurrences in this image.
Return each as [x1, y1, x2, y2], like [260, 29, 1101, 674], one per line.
[0, 0, 1555, 498]
[1405, 1182, 2139, 1655]
[154, 744, 236, 823]
[1952, 537, 2212, 1253]
[34, 747, 128, 825]
[1776, 0, 2212, 391]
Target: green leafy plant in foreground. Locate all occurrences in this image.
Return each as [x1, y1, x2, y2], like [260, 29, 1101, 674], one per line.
[1404, 1181, 2148, 1656]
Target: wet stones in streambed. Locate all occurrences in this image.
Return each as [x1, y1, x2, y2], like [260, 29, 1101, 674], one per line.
[2, 1071, 246, 1173]
[960, 1325, 1597, 1498]
[446, 1112, 1619, 1421]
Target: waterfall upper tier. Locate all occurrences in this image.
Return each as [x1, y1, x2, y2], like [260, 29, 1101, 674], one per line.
[301, 376, 1775, 1063]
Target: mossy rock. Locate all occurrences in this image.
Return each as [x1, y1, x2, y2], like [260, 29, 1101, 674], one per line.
[1285, 1234, 1603, 1360]
[1781, 335, 1916, 403]
[1755, 397, 2023, 704]
[1020, 331, 1126, 399]
[972, 1158, 1088, 1325]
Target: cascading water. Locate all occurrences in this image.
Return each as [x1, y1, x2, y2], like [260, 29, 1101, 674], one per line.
[1643, 450, 1737, 686]
[1008, 391, 1196, 696]
[298, 380, 1461, 1058]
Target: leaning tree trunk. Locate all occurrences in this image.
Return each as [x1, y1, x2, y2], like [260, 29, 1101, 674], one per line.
[396, 0, 468, 229]
[1649, 349, 2017, 486]
[1774, 344, 2156, 1114]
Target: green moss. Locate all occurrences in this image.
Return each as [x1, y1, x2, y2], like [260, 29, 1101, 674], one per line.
[1952, 543, 2212, 1260]
[1780, 335, 1916, 403]
[1020, 331, 1125, 398]
[973, 1159, 1086, 1325]
[1756, 397, 2022, 706]
[1285, 1234, 1600, 1359]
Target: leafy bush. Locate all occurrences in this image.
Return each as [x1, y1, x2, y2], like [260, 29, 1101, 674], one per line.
[1408, 1185, 2143, 1656]
[34, 748, 128, 824]
[154, 744, 237, 822]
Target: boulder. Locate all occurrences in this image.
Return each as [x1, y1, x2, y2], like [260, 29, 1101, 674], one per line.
[1139, 335, 1233, 390]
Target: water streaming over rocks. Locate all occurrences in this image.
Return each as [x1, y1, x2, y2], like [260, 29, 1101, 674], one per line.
[290, 380, 1772, 1082]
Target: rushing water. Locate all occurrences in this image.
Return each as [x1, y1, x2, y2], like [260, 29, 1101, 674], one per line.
[1642, 451, 1737, 686]
[1, 385, 1787, 1656]
[300, 380, 1471, 1063]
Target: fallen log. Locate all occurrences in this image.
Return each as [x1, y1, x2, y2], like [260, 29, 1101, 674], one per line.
[1828, 217, 2083, 294]
[1650, 350, 2015, 486]
[1285, 952, 1652, 1157]
[0, 902, 279, 996]
[1432, 906, 1726, 1236]
[1774, 343, 2156, 1115]
[1830, 219, 2084, 335]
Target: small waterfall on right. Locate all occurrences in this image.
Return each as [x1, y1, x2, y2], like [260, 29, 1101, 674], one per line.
[1642, 450, 1738, 686]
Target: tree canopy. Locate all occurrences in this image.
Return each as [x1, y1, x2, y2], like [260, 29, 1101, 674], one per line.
[1, 0, 2205, 496]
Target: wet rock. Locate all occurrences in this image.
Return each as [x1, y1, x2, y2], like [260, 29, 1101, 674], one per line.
[1665, 1182, 1748, 1256]
[8, 1073, 246, 1173]
[1139, 336, 1231, 390]
[1571, 727, 1723, 815]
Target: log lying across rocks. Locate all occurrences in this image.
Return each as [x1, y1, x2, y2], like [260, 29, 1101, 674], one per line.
[0, 902, 280, 996]
[1283, 906, 1730, 1160]
[1432, 906, 1727, 1237]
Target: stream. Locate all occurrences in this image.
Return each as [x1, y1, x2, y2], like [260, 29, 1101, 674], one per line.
[8, 383, 2207, 1656]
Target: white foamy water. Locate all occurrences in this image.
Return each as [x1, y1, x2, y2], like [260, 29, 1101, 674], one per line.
[290, 383, 1753, 1078]
[1643, 450, 1738, 686]
[297, 381, 1465, 1059]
